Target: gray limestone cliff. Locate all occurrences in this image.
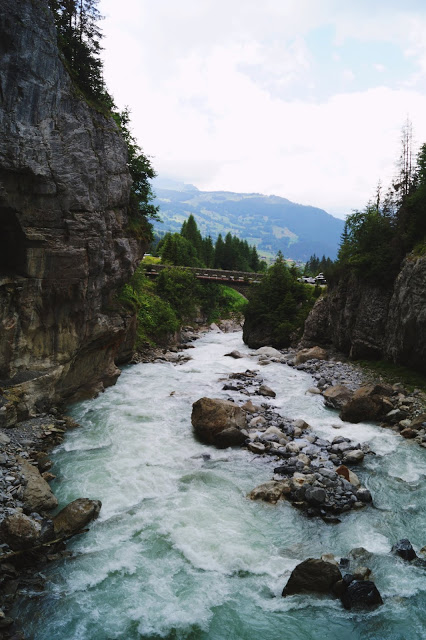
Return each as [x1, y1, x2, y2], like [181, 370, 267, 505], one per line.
[0, 0, 145, 420]
[301, 255, 426, 373]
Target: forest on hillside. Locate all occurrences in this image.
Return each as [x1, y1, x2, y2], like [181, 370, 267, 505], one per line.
[156, 215, 267, 272]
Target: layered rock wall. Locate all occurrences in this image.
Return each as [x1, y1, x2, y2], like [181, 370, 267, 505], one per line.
[0, 0, 144, 414]
[301, 255, 426, 373]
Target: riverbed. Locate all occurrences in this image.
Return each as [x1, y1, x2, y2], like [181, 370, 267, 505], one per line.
[15, 331, 426, 639]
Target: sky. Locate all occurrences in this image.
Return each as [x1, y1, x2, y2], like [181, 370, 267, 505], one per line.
[100, 0, 426, 218]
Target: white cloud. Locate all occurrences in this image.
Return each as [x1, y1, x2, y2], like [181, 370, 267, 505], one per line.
[99, 0, 426, 217]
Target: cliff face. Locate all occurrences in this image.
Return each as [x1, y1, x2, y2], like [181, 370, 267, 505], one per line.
[0, 0, 144, 418]
[301, 255, 426, 373]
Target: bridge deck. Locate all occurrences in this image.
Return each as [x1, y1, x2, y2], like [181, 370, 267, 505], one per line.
[144, 264, 264, 285]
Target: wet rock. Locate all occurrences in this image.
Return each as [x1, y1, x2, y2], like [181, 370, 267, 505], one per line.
[339, 384, 392, 423]
[247, 480, 291, 504]
[224, 350, 244, 359]
[340, 578, 383, 610]
[282, 558, 341, 596]
[53, 498, 102, 537]
[293, 419, 310, 431]
[0, 512, 54, 550]
[392, 538, 417, 561]
[305, 486, 326, 506]
[356, 488, 372, 503]
[343, 449, 364, 464]
[18, 457, 58, 512]
[191, 398, 247, 448]
[335, 465, 360, 487]
[321, 553, 339, 566]
[401, 428, 417, 439]
[242, 400, 262, 413]
[353, 566, 372, 580]
[348, 547, 373, 564]
[323, 385, 353, 410]
[257, 385, 276, 398]
[247, 442, 266, 454]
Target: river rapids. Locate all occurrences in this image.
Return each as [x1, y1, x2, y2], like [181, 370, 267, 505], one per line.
[14, 331, 426, 639]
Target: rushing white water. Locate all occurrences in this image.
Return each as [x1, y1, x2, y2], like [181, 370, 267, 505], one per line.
[15, 331, 426, 640]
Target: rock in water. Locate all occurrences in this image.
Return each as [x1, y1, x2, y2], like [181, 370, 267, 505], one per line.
[191, 398, 246, 448]
[339, 384, 394, 423]
[53, 498, 102, 537]
[323, 385, 353, 410]
[247, 480, 291, 504]
[340, 579, 383, 610]
[282, 559, 342, 596]
[255, 347, 283, 359]
[392, 539, 418, 561]
[257, 385, 276, 398]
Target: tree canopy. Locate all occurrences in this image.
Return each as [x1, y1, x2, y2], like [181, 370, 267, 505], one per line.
[157, 215, 266, 271]
[334, 121, 426, 285]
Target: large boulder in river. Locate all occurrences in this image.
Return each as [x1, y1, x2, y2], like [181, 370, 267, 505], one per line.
[255, 346, 283, 359]
[323, 385, 353, 410]
[340, 577, 383, 610]
[339, 384, 393, 423]
[282, 558, 342, 596]
[18, 457, 58, 512]
[0, 512, 54, 550]
[53, 498, 102, 537]
[191, 398, 247, 448]
[392, 538, 417, 561]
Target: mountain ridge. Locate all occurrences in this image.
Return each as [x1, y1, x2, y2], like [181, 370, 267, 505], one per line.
[152, 184, 345, 261]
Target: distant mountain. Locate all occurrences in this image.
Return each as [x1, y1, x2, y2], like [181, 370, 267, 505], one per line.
[152, 186, 344, 262]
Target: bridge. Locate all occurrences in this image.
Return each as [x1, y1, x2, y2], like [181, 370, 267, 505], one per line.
[144, 264, 264, 295]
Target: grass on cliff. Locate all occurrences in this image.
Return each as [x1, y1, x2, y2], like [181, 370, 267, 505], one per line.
[354, 359, 426, 393]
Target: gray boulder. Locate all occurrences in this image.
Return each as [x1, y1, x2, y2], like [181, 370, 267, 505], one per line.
[282, 558, 342, 596]
[191, 397, 246, 448]
[53, 498, 102, 537]
[323, 385, 353, 410]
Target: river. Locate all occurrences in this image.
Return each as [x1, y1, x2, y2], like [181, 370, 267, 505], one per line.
[14, 330, 426, 639]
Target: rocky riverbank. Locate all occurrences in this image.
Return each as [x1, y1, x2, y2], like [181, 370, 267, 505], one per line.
[2, 330, 425, 637]
[0, 317, 243, 638]
[0, 414, 102, 639]
[191, 341, 426, 523]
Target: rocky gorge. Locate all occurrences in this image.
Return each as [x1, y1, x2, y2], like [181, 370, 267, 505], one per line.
[5, 327, 426, 639]
[0, 0, 145, 425]
[301, 254, 426, 373]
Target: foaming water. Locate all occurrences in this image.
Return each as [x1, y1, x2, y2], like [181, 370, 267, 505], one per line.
[14, 331, 426, 639]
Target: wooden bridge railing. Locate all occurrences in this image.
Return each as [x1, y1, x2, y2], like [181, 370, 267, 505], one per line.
[144, 264, 264, 285]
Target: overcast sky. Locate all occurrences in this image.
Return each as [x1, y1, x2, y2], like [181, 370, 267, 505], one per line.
[100, 0, 426, 218]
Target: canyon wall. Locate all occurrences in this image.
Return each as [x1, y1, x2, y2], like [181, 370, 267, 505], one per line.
[0, 0, 145, 420]
[302, 255, 426, 373]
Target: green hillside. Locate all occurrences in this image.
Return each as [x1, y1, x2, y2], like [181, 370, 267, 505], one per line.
[152, 184, 344, 261]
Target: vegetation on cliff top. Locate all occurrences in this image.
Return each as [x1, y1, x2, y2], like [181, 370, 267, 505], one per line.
[243, 252, 316, 348]
[48, 0, 158, 240]
[332, 120, 426, 285]
[118, 264, 246, 347]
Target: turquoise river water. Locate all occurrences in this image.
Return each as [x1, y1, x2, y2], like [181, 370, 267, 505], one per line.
[14, 331, 426, 640]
